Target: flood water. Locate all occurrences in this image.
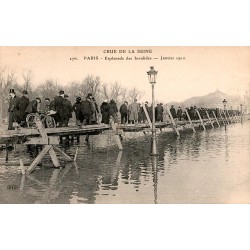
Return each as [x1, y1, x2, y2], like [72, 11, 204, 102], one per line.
[0, 121, 249, 204]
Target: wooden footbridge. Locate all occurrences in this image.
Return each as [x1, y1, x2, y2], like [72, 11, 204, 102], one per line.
[0, 107, 244, 174]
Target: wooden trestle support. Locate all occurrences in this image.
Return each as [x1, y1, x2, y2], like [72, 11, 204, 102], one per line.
[25, 119, 73, 174]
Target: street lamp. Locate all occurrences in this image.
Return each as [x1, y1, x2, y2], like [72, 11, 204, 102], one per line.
[222, 99, 228, 125]
[147, 66, 158, 156]
[222, 99, 227, 110]
[240, 104, 243, 114]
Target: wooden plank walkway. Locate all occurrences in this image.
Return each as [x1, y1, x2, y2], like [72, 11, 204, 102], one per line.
[0, 124, 110, 143]
[0, 114, 243, 174]
[0, 117, 229, 142]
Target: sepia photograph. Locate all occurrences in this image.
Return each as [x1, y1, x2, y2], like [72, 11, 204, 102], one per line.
[1, 1, 250, 249]
[0, 46, 249, 204]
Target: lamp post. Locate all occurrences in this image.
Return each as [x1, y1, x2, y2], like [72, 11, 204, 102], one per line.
[223, 99, 227, 111]
[222, 99, 228, 125]
[240, 104, 243, 123]
[147, 66, 158, 156]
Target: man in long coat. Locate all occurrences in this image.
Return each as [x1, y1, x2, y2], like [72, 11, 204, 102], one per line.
[19, 90, 30, 126]
[177, 107, 183, 121]
[81, 95, 95, 125]
[170, 105, 177, 119]
[73, 97, 83, 126]
[64, 94, 73, 127]
[156, 103, 164, 122]
[100, 99, 110, 124]
[8, 89, 21, 130]
[119, 101, 128, 124]
[25, 97, 41, 114]
[54, 90, 67, 127]
[128, 99, 140, 124]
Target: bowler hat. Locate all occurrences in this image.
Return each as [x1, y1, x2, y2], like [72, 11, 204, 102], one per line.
[22, 90, 28, 94]
[59, 90, 65, 94]
[9, 89, 15, 94]
[87, 93, 93, 98]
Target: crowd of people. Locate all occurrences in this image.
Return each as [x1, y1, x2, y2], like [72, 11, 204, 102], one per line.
[6, 88, 242, 130]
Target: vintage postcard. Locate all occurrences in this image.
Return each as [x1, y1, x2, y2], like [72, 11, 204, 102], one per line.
[0, 46, 249, 204]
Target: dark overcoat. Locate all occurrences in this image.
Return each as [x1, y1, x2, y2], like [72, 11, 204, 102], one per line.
[54, 96, 67, 120]
[8, 95, 21, 122]
[19, 95, 30, 120]
[81, 99, 94, 115]
[25, 100, 38, 114]
[73, 101, 83, 121]
[100, 102, 110, 124]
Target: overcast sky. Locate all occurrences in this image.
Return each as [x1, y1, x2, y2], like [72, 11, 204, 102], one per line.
[1, 46, 249, 102]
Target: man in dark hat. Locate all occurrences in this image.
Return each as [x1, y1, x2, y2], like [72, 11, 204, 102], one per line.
[119, 101, 128, 124]
[64, 94, 73, 127]
[81, 94, 95, 125]
[73, 97, 83, 126]
[8, 89, 21, 130]
[177, 106, 183, 121]
[25, 97, 41, 114]
[170, 105, 177, 119]
[19, 90, 30, 127]
[155, 103, 164, 122]
[53, 90, 67, 127]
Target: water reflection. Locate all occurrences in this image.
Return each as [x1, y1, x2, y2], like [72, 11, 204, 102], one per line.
[151, 156, 158, 204]
[0, 121, 249, 203]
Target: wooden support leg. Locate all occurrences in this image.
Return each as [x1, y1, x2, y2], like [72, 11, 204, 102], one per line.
[114, 135, 123, 150]
[54, 146, 72, 161]
[20, 174, 26, 192]
[74, 147, 78, 162]
[20, 158, 26, 175]
[111, 120, 123, 150]
[219, 110, 226, 125]
[236, 115, 240, 123]
[26, 145, 51, 174]
[42, 168, 61, 204]
[166, 105, 180, 136]
[185, 110, 196, 132]
[233, 115, 238, 123]
[226, 111, 233, 123]
[142, 103, 152, 129]
[233, 115, 237, 123]
[196, 109, 206, 131]
[205, 110, 214, 129]
[212, 111, 220, 128]
[5, 143, 9, 163]
[48, 147, 60, 168]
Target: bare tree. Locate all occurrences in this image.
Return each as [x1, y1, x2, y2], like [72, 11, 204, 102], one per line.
[99, 83, 110, 100]
[35, 79, 60, 100]
[120, 87, 128, 103]
[82, 75, 101, 96]
[110, 82, 124, 103]
[0, 68, 19, 124]
[22, 70, 33, 92]
[0, 67, 6, 124]
[65, 81, 82, 103]
[127, 87, 144, 103]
